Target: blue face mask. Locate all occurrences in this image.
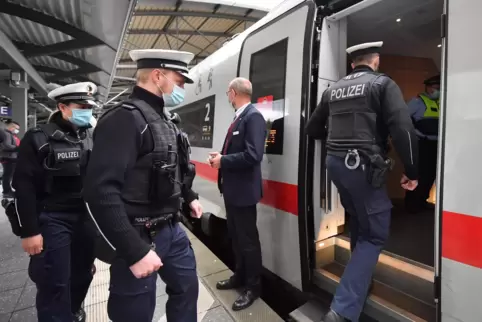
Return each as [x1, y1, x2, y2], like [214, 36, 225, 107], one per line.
[158, 73, 185, 107]
[163, 84, 185, 107]
[69, 109, 93, 127]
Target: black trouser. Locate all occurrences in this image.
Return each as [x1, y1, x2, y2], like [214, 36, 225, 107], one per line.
[2, 160, 15, 194]
[225, 202, 262, 292]
[405, 139, 438, 209]
[28, 211, 95, 322]
[107, 221, 198, 322]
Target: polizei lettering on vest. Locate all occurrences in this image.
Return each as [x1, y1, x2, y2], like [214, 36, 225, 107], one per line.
[57, 151, 80, 161]
[330, 84, 366, 102]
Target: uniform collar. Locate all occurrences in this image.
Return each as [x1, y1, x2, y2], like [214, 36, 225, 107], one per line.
[352, 65, 375, 72]
[131, 86, 164, 116]
[234, 103, 250, 119]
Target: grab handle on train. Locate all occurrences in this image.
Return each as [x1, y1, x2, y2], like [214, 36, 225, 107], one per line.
[324, 168, 332, 214]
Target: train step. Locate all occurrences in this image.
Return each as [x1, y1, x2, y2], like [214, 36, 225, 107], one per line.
[308, 236, 436, 322]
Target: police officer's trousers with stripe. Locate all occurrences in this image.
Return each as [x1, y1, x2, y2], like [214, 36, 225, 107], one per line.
[107, 221, 198, 322]
[326, 155, 391, 322]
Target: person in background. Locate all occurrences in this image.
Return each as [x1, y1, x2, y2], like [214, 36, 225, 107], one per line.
[0, 120, 20, 198]
[209, 77, 267, 311]
[405, 75, 440, 213]
[12, 82, 98, 322]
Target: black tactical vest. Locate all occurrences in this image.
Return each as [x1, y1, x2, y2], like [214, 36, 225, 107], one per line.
[326, 71, 386, 155]
[32, 123, 93, 206]
[101, 99, 182, 218]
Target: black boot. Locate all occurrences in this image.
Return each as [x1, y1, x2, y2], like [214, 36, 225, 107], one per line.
[321, 310, 347, 322]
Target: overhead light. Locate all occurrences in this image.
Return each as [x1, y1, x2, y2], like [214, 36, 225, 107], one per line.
[396, 18, 401, 22]
[438, 44, 442, 48]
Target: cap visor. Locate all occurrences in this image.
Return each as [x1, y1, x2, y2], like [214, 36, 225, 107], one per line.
[71, 99, 98, 107]
[181, 72, 194, 84]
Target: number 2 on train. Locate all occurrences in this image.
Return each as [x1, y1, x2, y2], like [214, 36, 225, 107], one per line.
[204, 103, 210, 122]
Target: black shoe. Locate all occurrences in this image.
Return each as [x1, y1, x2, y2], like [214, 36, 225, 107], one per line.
[232, 289, 259, 311]
[216, 277, 241, 290]
[321, 310, 347, 322]
[73, 308, 86, 322]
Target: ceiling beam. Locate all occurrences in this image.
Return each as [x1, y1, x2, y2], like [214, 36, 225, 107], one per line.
[47, 65, 101, 82]
[133, 10, 258, 22]
[193, 9, 253, 60]
[128, 29, 232, 38]
[21, 39, 103, 58]
[151, 0, 183, 50]
[0, 30, 47, 95]
[105, 0, 137, 102]
[14, 41, 109, 74]
[32, 65, 103, 89]
[0, 0, 112, 50]
[175, 4, 221, 52]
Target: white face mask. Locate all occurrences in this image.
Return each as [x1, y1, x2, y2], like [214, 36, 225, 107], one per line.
[13, 129, 19, 135]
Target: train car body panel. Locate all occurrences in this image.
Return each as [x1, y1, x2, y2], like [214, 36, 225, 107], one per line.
[439, 0, 482, 321]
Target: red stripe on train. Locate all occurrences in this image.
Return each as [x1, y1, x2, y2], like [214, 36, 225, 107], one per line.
[442, 211, 482, 269]
[192, 161, 299, 215]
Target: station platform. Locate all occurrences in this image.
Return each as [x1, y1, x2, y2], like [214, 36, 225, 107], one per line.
[0, 205, 283, 322]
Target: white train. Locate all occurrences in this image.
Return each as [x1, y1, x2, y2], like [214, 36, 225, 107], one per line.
[171, 0, 481, 321]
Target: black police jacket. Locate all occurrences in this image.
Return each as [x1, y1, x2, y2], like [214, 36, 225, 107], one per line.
[12, 111, 93, 238]
[305, 65, 419, 180]
[83, 86, 199, 266]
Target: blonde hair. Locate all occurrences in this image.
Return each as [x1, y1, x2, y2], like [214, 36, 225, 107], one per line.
[135, 68, 155, 83]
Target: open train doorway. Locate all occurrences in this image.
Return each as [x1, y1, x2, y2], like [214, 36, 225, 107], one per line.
[311, 0, 444, 320]
[343, 0, 443, 269]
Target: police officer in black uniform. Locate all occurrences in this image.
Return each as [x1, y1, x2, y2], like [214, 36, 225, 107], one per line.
[12, 82, 98, 322]
[305, 42, 419, 322]
[83, 49, 203, 322]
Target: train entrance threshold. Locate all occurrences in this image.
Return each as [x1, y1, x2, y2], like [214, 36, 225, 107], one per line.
[0, 205, 282, 322]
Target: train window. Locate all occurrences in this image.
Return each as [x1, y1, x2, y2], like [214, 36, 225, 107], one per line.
[171, 94, 216, 148]
[249, 38, 288, 155]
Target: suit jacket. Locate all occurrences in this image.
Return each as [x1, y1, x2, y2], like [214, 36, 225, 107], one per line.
[218, 104, 267, 207]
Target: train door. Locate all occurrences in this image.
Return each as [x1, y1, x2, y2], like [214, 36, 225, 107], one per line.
[237, 0, 318, 289]
[311, 16, 347, 252]
[439, 0, 482, 321]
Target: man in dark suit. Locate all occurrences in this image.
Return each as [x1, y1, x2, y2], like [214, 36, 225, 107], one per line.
[208, 77, 267, 311]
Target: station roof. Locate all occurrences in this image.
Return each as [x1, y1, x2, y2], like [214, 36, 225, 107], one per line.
[109, 0, 268, 102]
[0, 0, 134, 121]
